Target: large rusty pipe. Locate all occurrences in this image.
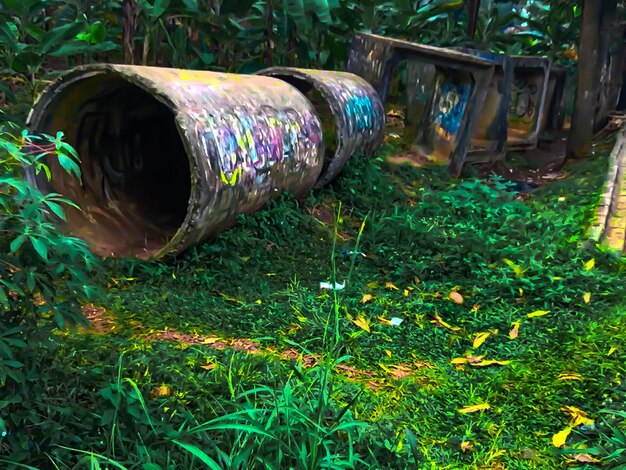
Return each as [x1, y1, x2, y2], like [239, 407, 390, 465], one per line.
[27, 64, 324, 259]
[255, 67, 386, 187]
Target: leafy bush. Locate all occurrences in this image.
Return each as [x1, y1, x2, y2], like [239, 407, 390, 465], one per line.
[0, 125, 99, 461]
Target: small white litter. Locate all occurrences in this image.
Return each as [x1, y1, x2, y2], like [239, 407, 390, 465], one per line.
[320, 281, 346, 291]
[389, 317, 404, 326]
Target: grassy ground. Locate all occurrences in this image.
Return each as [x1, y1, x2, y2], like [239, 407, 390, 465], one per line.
[47, 136, 626, 469]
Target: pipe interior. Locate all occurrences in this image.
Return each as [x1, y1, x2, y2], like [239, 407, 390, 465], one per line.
[31, 74, 191, 258]
[267, 75, 337, 172]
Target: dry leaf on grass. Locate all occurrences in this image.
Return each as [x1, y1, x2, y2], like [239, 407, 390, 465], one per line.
[449, 291, 464, 304]
[509, 321, 520, 339]
[471, 359, 511, 367]
[558, 373, 584, 381]
[584, 259, 595, 271]
[360, 294, 373, 304]
[460, 441, 473, 452]
[568, 454, 600, 463]
[552, 427, 571, 447]
[583, 292, 591, 303]
[431, 314, 461, 332]
[150, 385, 172, 399]
[459, 403, 490, 414]
[352, 315, 371, 332]
[473, 332, 491, 348]
[561, 405, 594, 427]
[527, 310, 550, 318]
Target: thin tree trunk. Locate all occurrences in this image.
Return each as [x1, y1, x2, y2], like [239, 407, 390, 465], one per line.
[264, 0, 274, 66]
[566, 0, 602, 159]
[122, 0, 138, 65]
[468, 0, 481, 39]
[594, 0, 619, 130]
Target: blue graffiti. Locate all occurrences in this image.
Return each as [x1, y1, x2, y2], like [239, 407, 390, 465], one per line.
[434, 81, 470, 138]
[345, 95, 374, 131]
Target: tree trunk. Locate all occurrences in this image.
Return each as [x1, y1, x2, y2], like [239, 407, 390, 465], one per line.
[468, 0, 481, 39]
[566, 0, 602, 159]
[122, 0, 138, 65]
[594, 0, 620, 130]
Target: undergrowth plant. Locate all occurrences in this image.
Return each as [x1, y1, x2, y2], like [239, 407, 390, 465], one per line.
[0, 125, 99, 462]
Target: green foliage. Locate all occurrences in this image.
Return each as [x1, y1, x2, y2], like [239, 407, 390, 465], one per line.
[0, 125, 99, 462]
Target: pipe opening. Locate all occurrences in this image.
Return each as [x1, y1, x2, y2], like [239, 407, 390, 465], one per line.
[30, 74, 191, 258]
[266, 75, 337, 174]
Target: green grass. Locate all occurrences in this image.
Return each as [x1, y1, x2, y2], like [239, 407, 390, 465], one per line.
[9, 140, 626, 469]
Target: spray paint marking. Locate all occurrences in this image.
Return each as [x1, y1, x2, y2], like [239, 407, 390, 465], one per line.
[434, 81, 470, 140]
[345, 95, 375, 131]
[510, 78, 538, 125]
[195, 108, 321, 186]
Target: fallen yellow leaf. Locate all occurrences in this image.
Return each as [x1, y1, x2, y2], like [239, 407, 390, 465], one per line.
[558, 373, 584, 381]
[509, 321, 520, 339]
[451, 357, 469, 364]
[403, 289, 410, 297]
[460, 441, 473, 452]
[459, 403, 490, 414]
[608, 346, 617, 356]
[569, 454, 600, 464]
[561, 406, 594, 427]
[552, 427, 572, 447]
[470, 304, 481, 313]
[352, 315, 371, 333]
[473, 332, 491, 348]
[385, 282, 399, 290]
[472, 359, 511, 367]
[466, 355, 484, 363]
[378, 316, 392, 326]
[584, 259, 595, 271]
[527, 310, 550, 318]
[503, 258, 525, 277]
[151, 385, 172, 398]
[360, 294, 373, 304]
[367, 281, 378, 289]
[449, 291, 464, 304]
[200, 363, 216, 371]
[583, 292, 591, 304]
[384, 349, 392, 358]
[431, 314, 461, 332]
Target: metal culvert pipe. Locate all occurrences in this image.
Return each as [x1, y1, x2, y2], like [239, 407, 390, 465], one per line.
[27, 64, 324, 259]
[256, 67, 386, 188]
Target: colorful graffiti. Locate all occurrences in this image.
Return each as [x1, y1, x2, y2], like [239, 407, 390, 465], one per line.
[509, 78, 538, 124]
[194, 106, 321, 187]
[344, 94, 375, 132]
[433, 81, 470, 141]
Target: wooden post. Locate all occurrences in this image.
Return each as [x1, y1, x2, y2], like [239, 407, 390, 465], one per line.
[566, 0, 602, 159]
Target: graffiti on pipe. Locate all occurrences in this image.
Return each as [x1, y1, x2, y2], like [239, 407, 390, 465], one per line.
[193, 107, 322, 187]
[434, 81, 470, 141]
[344, 94, 375, 132]
[509, 78, 538, 125]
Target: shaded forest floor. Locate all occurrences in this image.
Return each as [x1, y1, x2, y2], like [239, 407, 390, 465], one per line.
[51, 132, 626, 469]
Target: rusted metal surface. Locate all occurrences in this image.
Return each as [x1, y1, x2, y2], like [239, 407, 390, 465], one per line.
[256, 67, 385, 187]
[27, 64, 324, 259]
[507, 56, 552, 150]
[347, 32, 494, 176]
[454, 48, 512, 163]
